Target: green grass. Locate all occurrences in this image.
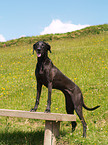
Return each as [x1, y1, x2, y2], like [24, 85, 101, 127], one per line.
[0, 24, 108, 144]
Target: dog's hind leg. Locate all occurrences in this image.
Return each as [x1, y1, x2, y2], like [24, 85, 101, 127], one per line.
[75, 105, 87, 137]
[65, 92, 77, 132]
[73, 93, 87, 137]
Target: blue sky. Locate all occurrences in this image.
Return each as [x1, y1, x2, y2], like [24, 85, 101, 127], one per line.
[0, 0, 107, 42]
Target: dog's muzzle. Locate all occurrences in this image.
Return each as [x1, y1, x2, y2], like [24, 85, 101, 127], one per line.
[37, 49, 41, 57]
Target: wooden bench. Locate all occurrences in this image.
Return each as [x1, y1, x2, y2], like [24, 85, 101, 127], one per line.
[0, 109, 76, 145]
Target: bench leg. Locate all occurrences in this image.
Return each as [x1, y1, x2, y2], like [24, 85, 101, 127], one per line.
[44, 120, 60, 145]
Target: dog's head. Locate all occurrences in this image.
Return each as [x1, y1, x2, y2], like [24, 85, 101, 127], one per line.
[33, 41, 51, 57]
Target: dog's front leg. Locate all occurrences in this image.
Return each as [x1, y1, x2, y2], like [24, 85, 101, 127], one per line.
[45, 82, 52, 113]
[30, 82, 42, 112]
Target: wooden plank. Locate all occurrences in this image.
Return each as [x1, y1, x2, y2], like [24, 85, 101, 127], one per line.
[44, 121, 60, 145]
[52, 121, 60, 144]
[44, 121, 53, 145]
[0, 109, 76, 121]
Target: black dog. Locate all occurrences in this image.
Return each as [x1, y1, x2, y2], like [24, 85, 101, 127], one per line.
[30, 41, 100, 137]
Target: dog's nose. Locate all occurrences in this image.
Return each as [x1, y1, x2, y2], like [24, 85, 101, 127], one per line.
[37, 47, 41, 53]
[37, 47, 41, 50]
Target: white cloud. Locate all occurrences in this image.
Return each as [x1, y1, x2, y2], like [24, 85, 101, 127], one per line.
[19, 35, 26, 38]
[40, 19, 90, 35]
[0, 34, 6, 42]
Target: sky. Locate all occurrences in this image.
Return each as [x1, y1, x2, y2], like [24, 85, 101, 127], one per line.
[0, 0, 107, 42]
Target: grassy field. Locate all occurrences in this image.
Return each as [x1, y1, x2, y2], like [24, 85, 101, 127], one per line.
[0, 24, 108, 144]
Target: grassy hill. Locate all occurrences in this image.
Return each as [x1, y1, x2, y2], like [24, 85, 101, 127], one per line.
[0, 24, 108, 144]
[0, 24, 108, 47]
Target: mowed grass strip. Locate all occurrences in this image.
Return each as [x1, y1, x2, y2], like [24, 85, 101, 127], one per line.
[0, 28, 108, 144]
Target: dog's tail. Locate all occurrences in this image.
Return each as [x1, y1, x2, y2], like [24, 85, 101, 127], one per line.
[83, 101, 100, 111]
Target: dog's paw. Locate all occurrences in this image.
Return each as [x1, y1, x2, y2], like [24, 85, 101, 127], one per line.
[44, 109, 50, 113]
[30, 108, 37, 112]
[72, 121, 77, 132]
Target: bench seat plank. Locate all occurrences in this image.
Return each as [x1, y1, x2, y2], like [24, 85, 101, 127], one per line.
[0, 109, 76, 121]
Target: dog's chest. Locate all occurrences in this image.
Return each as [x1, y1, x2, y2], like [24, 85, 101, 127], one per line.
[36, 65, 48, 87]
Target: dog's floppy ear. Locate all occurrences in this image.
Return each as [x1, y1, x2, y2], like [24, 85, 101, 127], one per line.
[33, 44, 35, 54]
[46, 43, 51, 53]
